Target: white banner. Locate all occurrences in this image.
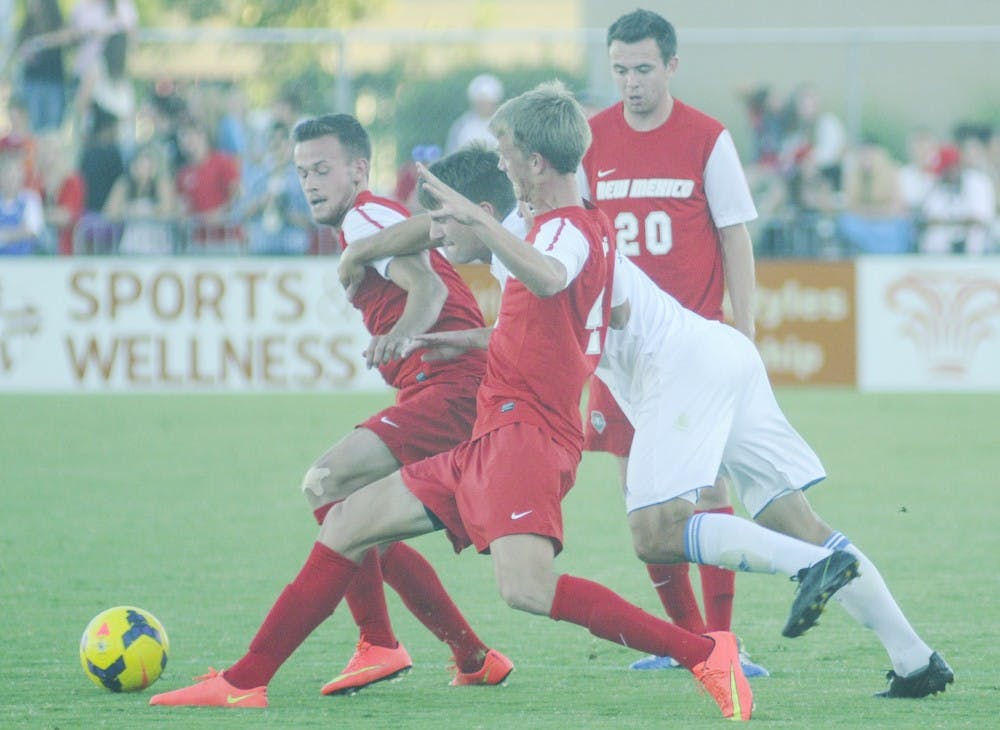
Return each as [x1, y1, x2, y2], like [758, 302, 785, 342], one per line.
[0, 259, 389, 392]
[857, 256, 1000, 391]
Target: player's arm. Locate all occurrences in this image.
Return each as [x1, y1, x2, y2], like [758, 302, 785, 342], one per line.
[338, 216, 433, 298]
[719, 223, 756, 341]
[362, 251, 447, 369]
[704, 129, 758, 341]
[401, 326, 494, 361]
[417, 163, 567, 297]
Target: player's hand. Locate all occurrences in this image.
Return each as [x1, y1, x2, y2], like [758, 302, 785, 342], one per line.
[337, 248, 365, 301]
[363, 333, 411, 369]
[416, 163, 486, 227]
[400, 332, 470, 362]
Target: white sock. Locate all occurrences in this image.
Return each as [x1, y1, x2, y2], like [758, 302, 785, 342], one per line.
[823, 532, 934, 677]
[684, 512, 830, 576]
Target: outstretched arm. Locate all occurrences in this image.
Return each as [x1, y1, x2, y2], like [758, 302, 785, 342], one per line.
[417, 163, 567, 297]
[400, 327, 494, 361]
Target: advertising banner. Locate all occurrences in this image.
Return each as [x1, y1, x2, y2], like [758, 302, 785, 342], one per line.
[0, 259, 386, 392]
[857, 256, 1000, 391]
[753, 261, 857, 386]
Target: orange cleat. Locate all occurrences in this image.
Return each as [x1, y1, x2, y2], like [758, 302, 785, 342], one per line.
[148, 668, 267, 708]
[449, 649, 514, 686]
[320, 640, 412, 695]
[691, 632, 753, 721]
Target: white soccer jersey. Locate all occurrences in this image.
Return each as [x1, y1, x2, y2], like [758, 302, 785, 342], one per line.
[597, 251, 825, 516]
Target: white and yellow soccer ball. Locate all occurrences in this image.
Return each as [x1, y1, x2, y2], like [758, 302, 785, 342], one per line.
[80, 606, 170, 692]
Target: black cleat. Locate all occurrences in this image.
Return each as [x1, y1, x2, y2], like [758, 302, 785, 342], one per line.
[875, 652, 954, 698]
[782, 550, 860, 638]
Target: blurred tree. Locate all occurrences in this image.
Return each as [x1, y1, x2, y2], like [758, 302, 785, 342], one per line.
[141, 0, 383, 26]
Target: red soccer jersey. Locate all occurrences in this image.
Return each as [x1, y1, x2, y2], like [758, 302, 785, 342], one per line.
[473, 204, 613, 453]
[340, 190, 487, 390]
[176, 151, 240, 214]
[583, 99, 754, 320]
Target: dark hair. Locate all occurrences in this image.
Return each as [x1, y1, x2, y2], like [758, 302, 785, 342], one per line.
[417, 144, 516, 219]
[19, 0, 64, 39]
[607, 9, 677, 63]
[292, 114, 371, 162]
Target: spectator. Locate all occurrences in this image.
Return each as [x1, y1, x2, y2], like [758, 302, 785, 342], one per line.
[445, 74, 504, 153]
[393, 144, 441, 212]
[67, 0, 137, 95]
[78, 105, 123, 213]
[898, 128, 939, 215]
[148, 90, 188, 175]
[918, 144, 997, 255]
[778, 144, 841, 257]
[738, 83, 787, 237]
[103, 142, 175, 255]
[76, 30, 135, 155]
[836, 139, 913, 254]
[0, 141, 46, 255]
[75, 106, 123, 252]
[1, 96, 40, 192]
[241, 121, 310, 255]
[215, 83, 249, 158]
[738, 83, 785, 170]
[35, 131, 85, 255]
[175, 116, 241, 251]
[781, 83, 847, 191]
[15, 0, 68, 132]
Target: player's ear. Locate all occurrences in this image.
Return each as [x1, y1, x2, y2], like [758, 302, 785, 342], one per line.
[351, 156, 370, 183]
[478, 201, 497, 219]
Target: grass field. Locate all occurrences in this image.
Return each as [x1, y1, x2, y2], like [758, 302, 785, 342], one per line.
[2, 389, 999, 728]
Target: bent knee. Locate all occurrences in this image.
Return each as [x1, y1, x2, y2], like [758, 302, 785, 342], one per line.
[497, 581, 549, 615]
[633, 538, 687, 565]
[631, 523, 688, 564]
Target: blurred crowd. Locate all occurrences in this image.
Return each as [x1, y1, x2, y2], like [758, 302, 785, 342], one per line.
[1, 4, 998, 258]
[740, 83, 1000, 257]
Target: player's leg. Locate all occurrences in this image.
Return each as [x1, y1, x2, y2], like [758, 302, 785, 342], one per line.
[486, 533, 751, 721]
[481, 422, 750, 721]
[584, 377, 706, 660]
[378, 542, 501, 681]
[755, 491, 951, 696]
[724, 342, 951, 696]
[302, 427, 412, 692]
[149, 471, 438, 708]
[624, 346, 857, 642]
[692, 478, 736, 634]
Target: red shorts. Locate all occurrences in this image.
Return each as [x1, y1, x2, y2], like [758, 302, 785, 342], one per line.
[360, 375, 480, 465]
[582, 376, 634, 457]
[401, 422, 580, 554]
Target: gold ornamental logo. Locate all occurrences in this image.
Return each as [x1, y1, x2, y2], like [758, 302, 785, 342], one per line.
[885, 272, 1000, 377]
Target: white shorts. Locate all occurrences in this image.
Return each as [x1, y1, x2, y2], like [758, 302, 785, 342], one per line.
[622, 322, 826, 517]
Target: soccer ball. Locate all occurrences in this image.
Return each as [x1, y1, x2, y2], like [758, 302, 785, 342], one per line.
[80, 606, 170, 692]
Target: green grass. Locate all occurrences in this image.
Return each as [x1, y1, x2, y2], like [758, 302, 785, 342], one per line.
[2, 390, 998, 728]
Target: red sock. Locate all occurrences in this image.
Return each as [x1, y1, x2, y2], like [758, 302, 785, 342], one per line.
[380, 542, 489, 673]
[224, 542, 357, 689]
[549, 574, 712, 669]
[696, 506, 736, 632]
[646, 563, 707, 635]
[344, 549, 398, 649]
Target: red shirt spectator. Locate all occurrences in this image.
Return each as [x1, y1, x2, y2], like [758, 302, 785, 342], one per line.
[175, 118, 241, 249]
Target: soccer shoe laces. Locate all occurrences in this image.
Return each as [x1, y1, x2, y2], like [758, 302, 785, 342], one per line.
[192, 667, 223, 682]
